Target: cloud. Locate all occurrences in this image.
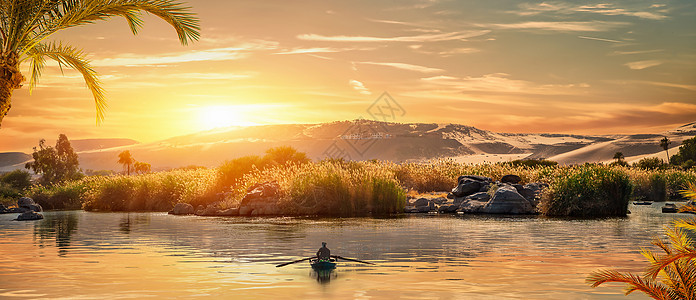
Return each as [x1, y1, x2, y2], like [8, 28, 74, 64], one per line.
[577, 35, 622, 43]
[349, 80, 371, 95]
[420, 73, 589, 94]
[297, 30, 490, 42]
[486, 21, 627, 32]
[357, 62, 444, 73]
[513, 2, 668, 20]
[91, 42, 278, 67]
[625, 60, 662, 70]
[612, 49, 664, 55]
[273, 46, 378, 55]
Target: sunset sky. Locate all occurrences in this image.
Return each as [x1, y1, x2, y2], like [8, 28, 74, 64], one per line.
[1, 0, 695, 152]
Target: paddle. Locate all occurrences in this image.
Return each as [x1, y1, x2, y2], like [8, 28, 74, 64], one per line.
[331, 255, 375, 265]
[276, 256, 317, 267]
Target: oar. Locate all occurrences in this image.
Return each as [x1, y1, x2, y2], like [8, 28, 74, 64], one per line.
[331, 255, 375, 265]
[276, 256, 317, 267]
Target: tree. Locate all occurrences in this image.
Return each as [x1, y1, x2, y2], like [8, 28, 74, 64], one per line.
[632, 157, 665, 170]
[262, 146, 310, 166]
[587, 184, 696, 299]
[25, 134, 82, 185]
[117, 150, 134, 175]
[613, 152, 625, 163]
[134, 162, 151, 174]
[659, 137, 671, 164]
[670, 136, 696, 169]
[0, 0, 200, 127]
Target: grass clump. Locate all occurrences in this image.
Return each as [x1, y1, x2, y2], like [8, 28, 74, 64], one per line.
[539, 165, 633, 217]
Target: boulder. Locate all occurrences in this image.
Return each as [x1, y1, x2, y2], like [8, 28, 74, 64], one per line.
[17, 197, 42, 212]
[218, 208, 239, 216]
[404, 206, 418, 213]
[478, 183, 490, 193]
[458, 175, 492, 183]
[481, 185, 535, 214]
[466, 192, 491, 202]
[238, 181, 282, 216]
[451, 179, 482, 197]
[446, 192, 454, 199]
[501, 174, 521, 184]
[239, 206, 254, 216]
[240, 181, 280, 206]
[416, 205, 432, 213]
[431, 197, 448, 205]
[457, 200, 486, 213]
[169, 203, 195, 215]
[16, 211, 43, 221]
[0, 203, 6, 213]
[438, 203, 459, 213]
[411, 198, 430, 207]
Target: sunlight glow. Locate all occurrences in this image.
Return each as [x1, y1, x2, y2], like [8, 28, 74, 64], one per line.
[198, 106, 256, 130]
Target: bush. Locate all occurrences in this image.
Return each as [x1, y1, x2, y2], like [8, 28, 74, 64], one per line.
[632, 157, 665, 170]
[0, 169, 32, 190]
[29, 181, 86, 210]
[539, 166, 633, 217]
[505, 159, 558, 168]
[633, 173, 667, 202]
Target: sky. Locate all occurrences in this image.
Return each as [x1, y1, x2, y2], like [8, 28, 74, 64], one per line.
[1, 0, 695, 152]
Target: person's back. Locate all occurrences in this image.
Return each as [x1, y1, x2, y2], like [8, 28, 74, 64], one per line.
[317, 242, 330, 260]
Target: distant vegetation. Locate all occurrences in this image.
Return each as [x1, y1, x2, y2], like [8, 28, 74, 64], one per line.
[4, 138, 696, 216]
[25, 134, 83, 185]
[670, 135, 696, 169]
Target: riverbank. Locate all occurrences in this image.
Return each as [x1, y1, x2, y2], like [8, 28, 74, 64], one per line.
[10, 159, 696, 217]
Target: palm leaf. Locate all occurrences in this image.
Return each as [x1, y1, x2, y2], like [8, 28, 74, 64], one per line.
[25, 42, 106, 124]
[587, 269, 671, 299]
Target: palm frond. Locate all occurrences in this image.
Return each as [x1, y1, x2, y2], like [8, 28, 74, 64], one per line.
[26, 42, 106, 124]
[587, 269, 671, 299]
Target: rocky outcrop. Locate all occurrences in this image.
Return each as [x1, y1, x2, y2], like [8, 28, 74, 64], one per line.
[16, 211, 43, 221]
[18, 197, 42, 213]
[168, 203, 195, 215]
[480, 185, 535, 214]
[237, 181, 282, 216]
[404, 174, 547, 215]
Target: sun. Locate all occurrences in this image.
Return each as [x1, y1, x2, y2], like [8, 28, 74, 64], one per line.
[198, 106, 256, 130]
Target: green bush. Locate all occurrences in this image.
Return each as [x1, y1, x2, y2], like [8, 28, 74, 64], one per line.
[633, 173, 667, 202]
[0, 169, 33, 190]
[540, 166, 633, 217]
[632, 157, 665, 170]
[505, 159, 558, 168]
[29, 181, 85, 210]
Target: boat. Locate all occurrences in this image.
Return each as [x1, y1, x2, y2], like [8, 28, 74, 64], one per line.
[662, 203, 678, 213]
[632, 201, 652, 205]
[309, 258, 337, 270]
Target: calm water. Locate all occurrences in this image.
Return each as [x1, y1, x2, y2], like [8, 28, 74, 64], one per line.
[0, 204, 690, 299]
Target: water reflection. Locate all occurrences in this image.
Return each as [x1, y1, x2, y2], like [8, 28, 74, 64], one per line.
[119, 214, 151, 234]
[310, 269, 336, 284]
[33, 211, 78, 256]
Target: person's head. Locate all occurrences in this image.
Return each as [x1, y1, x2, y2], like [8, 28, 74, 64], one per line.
[322, 242, 327, 247]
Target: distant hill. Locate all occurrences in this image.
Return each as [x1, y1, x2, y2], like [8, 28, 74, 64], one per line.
[0, 152, 31, 172]
[1, 121, 694, 171]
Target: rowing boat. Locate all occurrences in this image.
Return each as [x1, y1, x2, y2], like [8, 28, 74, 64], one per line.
[310, 258, 336, 270]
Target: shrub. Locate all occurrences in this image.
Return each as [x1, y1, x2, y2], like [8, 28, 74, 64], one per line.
[505, 159, 558, 168]
[0, 169, 32, 190]
[539, 166, 633, 217]
[632, 157, 665, 170]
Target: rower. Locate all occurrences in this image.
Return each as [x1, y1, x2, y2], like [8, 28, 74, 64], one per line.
[316, 242, 330, 260]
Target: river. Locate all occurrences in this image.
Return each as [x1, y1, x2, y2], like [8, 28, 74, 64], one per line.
[0, 203, 690, 299]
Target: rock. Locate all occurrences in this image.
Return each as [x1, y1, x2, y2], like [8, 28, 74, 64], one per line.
[478, 183, 490, 193]
[416, 205, 432, 213]
[457, 200, 486, 213]
[218, 208, 239, 216]
[169, 203, 195, 215]
[501, 174, 521, 184]
[17, 197, 42, 212]
[451, 179, 482, 197]
[466, 192, 491, 202]
[438, 204, 459, 213]
[16, 211, 43, 221]
[481, 185, 535, 214]
[431, 197, 448, 205]
[446, 192, 454, 199]
[404, 206, 418, 213]
[239, 206, 253, 216]
[240, 181, 280, 206]
[412, 198, 430, 207]
[458, 175, 492, 183]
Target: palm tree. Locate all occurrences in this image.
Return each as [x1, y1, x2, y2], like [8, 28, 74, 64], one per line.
[660, 137, 672, 164]
[613, 152, 625, 163]
[117, 150, 134, 175]
[587, 183, 696, 299]
[0, 0, 200, 127]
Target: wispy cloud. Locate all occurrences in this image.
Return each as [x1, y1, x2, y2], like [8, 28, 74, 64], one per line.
[625, 60, 662, 70]
[513, 2, 669, 20]
[349, 80, 371, 95]
[577, 35, 622, 43]
[420, 73, 589, 94]
[297, 30, 490, 42]
[612, 49, 664, 55]
[273, 46, 378, 55]
[486, 21, 627, 32]
[357, 62, 444, 73]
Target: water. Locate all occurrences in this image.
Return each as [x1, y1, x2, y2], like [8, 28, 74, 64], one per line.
[0, 204, 690, 299]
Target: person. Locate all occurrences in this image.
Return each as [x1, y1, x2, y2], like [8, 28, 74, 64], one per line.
[316, 242, 330, 260]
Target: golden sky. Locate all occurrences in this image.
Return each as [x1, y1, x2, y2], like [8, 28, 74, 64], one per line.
[1, 0, 695, 152]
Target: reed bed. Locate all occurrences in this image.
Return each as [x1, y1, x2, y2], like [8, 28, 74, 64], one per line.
[22, 157, 696, 216]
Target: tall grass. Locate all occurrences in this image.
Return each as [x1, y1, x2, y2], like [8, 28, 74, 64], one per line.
[539, 165, 633, 217]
